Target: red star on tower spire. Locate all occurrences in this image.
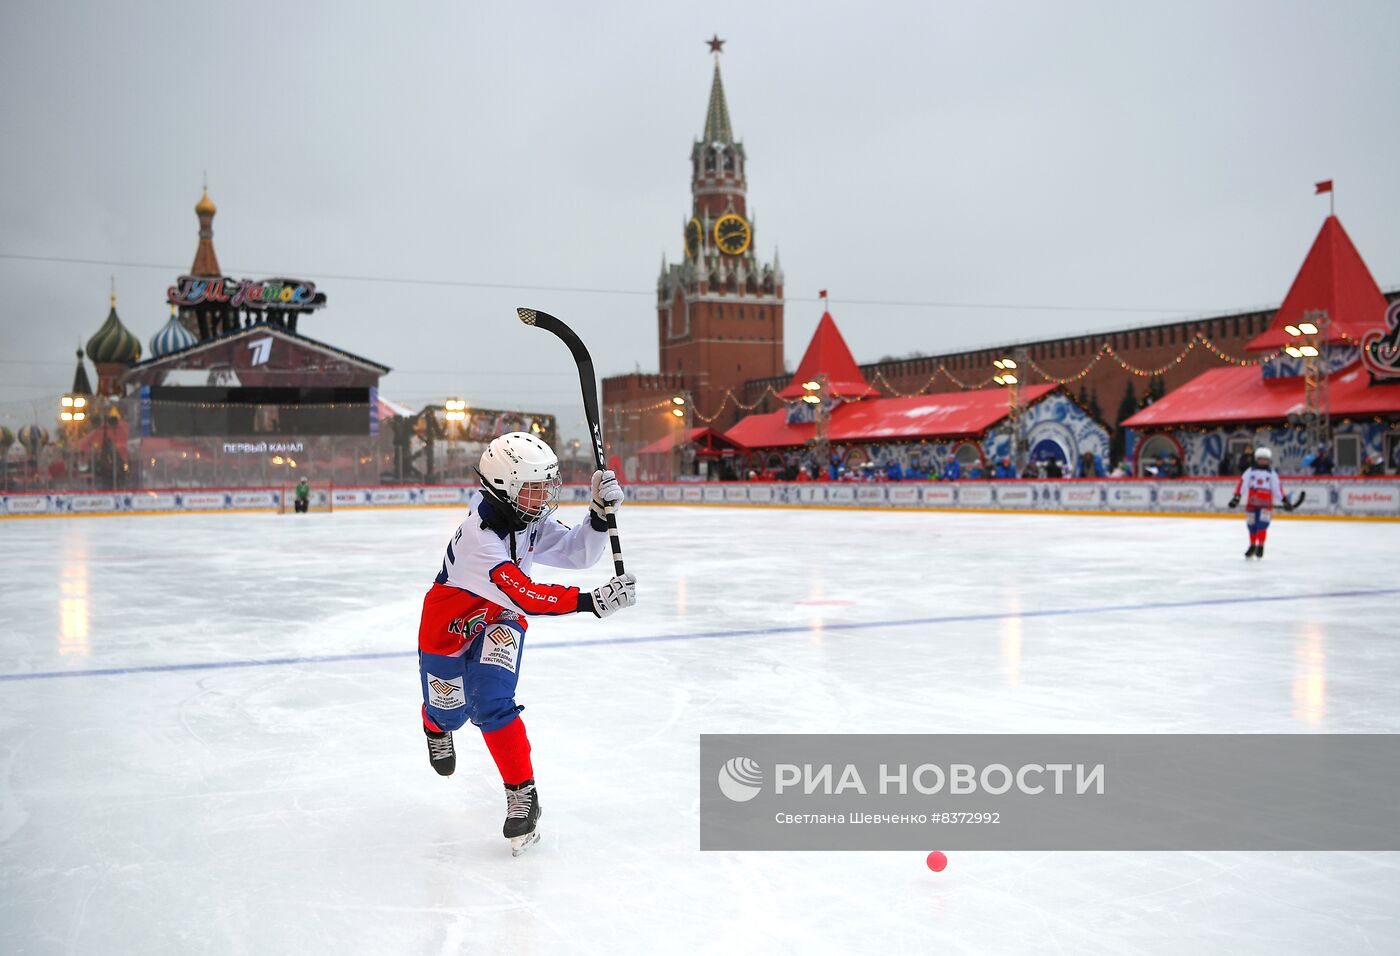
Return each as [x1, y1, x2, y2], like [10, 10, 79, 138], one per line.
[706, 34, 725, 54]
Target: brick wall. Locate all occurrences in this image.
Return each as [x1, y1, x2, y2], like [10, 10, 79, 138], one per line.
[742, 294, 1400, 431]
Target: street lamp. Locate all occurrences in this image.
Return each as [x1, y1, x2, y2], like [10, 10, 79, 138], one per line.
[991, 357, 1018, 386]
[59, 395, 89, 489]
[669, 394, 692, 480]
[442, 399, 468, 480]
[59, 395, 88, 423]
[1285, 310, 1331, 453]
[993, 356, 1024, 474]
[802, 378, 829, 476]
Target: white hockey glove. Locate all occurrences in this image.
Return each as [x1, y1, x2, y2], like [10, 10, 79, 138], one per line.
[589, 573, 636, 618]
[590, 469, 625, 521]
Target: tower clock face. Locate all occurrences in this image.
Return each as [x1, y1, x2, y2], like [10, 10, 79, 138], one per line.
[713, 213, 752, 256]
[684, 218, 702, 258]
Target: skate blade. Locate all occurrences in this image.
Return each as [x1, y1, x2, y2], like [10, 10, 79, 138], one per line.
[509, 830, 541, 857]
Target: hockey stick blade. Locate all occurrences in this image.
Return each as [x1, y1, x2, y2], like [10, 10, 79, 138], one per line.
[517, 307, 624, 576]
[517, 308, 605, 469]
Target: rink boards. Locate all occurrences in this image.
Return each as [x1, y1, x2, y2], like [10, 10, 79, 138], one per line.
[3, 477, 1398, 519]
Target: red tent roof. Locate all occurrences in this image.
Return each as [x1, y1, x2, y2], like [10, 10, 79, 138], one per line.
[636, 427, 747, 456]
[829, 387, 1056, 441]
[1246, 216, 1390, 351]
[777, 311, 880, 400]
[726, 410, 812, 449]
[725, 385, 1058, 448]
[1122, 362, 1400, 429]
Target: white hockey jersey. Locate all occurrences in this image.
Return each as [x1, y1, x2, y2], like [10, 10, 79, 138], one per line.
[1234, 467, 1287, 510]
[432, 491, 607, 617]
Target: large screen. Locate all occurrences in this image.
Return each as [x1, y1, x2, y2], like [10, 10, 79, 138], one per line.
[147, 387, 372, 437]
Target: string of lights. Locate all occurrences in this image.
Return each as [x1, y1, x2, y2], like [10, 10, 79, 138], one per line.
[1021, 349, 1111, 385]
[868, 331, 1286, 403]
[618, 397, 691, 416]
[670, 331, 1291, 420]
[870, 366, 1000, 397]
[690, 385, 786, 425]
[11, 328, 1305, 433]
[1098, 332, 1283, 378]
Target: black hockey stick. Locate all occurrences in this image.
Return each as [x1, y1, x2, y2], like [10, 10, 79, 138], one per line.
[517, 307, 624, 576]
[1286, 490, 1307, 511]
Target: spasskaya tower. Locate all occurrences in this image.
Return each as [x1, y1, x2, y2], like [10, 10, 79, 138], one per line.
[602, 36, 786, 469]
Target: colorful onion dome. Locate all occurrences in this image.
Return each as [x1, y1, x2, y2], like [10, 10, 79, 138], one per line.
[86, 294, 142, 365]
[195, 188, 217, 217]
[150, 305, 198, 357]
[18, 424, 49, 455]
[0, 425, 14, 450]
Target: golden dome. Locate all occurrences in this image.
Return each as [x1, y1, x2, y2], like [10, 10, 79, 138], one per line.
[195, 188, 217, 217]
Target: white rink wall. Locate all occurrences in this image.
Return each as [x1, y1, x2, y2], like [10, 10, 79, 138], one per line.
[3, 477, 1399, 518]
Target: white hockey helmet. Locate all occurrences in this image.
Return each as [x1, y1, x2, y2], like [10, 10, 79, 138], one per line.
[477, 431, 561, 524]
[1255, 448, 1272, 461]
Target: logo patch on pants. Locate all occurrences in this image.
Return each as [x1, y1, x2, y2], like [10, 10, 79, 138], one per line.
[426, 673, 465, 710]
[479, 624, 521, 673]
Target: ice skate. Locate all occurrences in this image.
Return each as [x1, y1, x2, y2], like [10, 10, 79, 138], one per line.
[425, 728, 455, 776]
[1244, 544, 1258, 558]
[504, 779, 542, 856]
[1255, 543, 1265, 559]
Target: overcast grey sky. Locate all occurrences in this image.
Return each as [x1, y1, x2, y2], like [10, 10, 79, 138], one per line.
[2, 0, 1397, 441]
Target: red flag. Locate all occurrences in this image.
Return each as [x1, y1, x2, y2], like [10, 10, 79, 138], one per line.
[1315, 180, 1333, 194]
[818, 289, 828, 299]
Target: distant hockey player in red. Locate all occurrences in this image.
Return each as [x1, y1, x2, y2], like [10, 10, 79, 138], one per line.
[1228, 447, 1298, 559]
[418, 431, 634, 855]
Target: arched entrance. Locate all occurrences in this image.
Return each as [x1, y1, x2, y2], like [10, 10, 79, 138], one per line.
[953, 442, 983, 469]
[1025, 420, 1078, 470]
[1135, 433, 1183, 476]
[1029, 436, 1070, 466]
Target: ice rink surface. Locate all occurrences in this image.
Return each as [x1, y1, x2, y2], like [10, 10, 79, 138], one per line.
[3, 504, 1399, 955]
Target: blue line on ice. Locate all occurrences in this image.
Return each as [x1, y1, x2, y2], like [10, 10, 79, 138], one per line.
[3, 586, 1397, 683]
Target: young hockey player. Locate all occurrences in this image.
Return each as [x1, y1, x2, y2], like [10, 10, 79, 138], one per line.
[1228, 447, 1297, 559]
[418, 431, 635, 855]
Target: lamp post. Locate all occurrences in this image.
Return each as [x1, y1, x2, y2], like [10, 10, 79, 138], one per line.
[670, 393, 690, 481]
[59, 394, 88, 488]
[444, 398, 467, 481]
[1284, 311, 1331, 456]
[802, 376, 827, 477]
[59, 394, 89, 425]
[993, 355, 1023, 474]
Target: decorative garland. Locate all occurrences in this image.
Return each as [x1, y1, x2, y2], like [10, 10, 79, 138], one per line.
[620, 333, 1297, 424]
